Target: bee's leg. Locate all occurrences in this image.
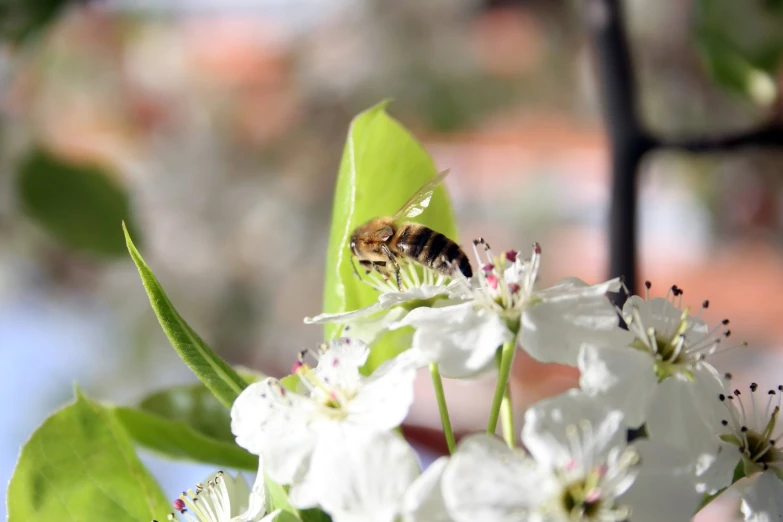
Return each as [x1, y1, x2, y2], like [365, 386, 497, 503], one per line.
[381, 244, 402, 290]
[371, 263, 385, 277]
[350, 257, 365, 281]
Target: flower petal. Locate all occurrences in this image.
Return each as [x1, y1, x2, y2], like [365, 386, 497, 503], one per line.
[378, 284, 451, 307]
[618, 440, 702, 522]
[230, 379, 318, 485]
[623, 296, 709, 337]
[644, 363, 728, 480]
[578, 342, 657, 428]
[304, 303, 384, 325]
[695, 441, 741, 494]
[342, 307, 409, 345]
[392, 302, 511, 378]
[522, 389, 626, 470]
[230, 463, 268, 522]
[401, 457, 455, 522]
[520, 279, 622, 365]
[536, 277, 622, 299]
[306, 432, 421, 522]
[442, 434, 549, 522]
[346, 352, 417, 431]
[740, 472, 783, 522]
[315, 338, 369, 393]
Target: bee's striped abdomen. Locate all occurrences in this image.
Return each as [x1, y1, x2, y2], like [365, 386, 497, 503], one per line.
[396, 224, 472, 278]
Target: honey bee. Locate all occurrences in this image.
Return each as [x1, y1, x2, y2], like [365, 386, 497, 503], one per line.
[349, 169, 473, 290]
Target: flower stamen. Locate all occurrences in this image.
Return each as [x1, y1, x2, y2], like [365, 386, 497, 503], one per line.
[719, 383, 783, 474]
[624, 283, 744, 381]
[164, 472, 231, 522]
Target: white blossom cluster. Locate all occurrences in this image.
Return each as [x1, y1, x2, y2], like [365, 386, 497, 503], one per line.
[166, 242, 783, 522]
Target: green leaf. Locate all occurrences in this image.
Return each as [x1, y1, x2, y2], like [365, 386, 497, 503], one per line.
[7, 388, 168, 522]
[124, 223, 249, 408]
[113, 406, 257, 470]
[16, 148, 142, 257]
[322, 101, 458, 371]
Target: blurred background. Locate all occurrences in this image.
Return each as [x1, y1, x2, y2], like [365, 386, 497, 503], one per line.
[3, 0, 783, 519]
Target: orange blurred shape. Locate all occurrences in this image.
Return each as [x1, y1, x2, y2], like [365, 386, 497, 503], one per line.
[510, 350, 580, 408]
[640, 239, 783, 346]
[471, 7, 543, 78]
[181, 17, 289, 89]
[232, 87, 302, 147]
[40, 112, 138, 179]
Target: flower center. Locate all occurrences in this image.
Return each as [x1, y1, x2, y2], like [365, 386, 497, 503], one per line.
[743, 428, 781, 466]
[293, 350, 357, 419]
[626, 283, 736, 382]
[637, 330, 691, 381]
[719, 383, 783, 474]
[549, 422, 638, 522]
[561, 477, 604, 520]
[455, 239, 540, 332]
[355, 259, 451, 294]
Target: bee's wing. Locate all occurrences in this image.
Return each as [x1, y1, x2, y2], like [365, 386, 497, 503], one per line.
[392, 169, 450, 222]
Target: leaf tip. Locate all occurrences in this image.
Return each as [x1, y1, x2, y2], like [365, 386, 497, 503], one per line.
[123, 220, 141, 260]
[353, 99, 395, 125]
[72, 382, 85, 400]
[376, 98, 394, 110]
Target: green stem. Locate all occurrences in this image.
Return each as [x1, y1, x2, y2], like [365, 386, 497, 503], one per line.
[500, 384, 515, 448]
[487, 339, 516, 435]
[429, 363, 456, 454]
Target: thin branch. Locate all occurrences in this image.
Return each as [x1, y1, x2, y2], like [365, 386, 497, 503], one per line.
[588, 0, 783, 291]
[588, 0, 652, 293]
[653, 122, 783, 152]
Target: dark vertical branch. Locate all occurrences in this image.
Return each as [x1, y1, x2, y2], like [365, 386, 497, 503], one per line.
[587, 0, 654, 293]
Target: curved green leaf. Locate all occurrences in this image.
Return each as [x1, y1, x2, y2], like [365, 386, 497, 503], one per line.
[7, 388, 168, 522]
[17, 148, 142, 257]
[114, 406, 257, 471]
[322, 101, 458, 371]
[124, 223, 249, 408]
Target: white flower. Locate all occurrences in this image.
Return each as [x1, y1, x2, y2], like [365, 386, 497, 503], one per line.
[442, 391, 701, 522]
[578, 284, 734, 490]
[441, 434, 548, 522]
[304, 263, 456, 345]
[520, 391, 642, 522]
[162, 470, 279, 522]
[717, 382, 783, 479]
[740, 472, 783, 522]
[389, 241, 621, 376]
[308, 431, 422, 522]
[300, 431, 460, 522]
[230, 338, 417, 505]
[615, 439, 702, 522]
[401, 457, 456, 522]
